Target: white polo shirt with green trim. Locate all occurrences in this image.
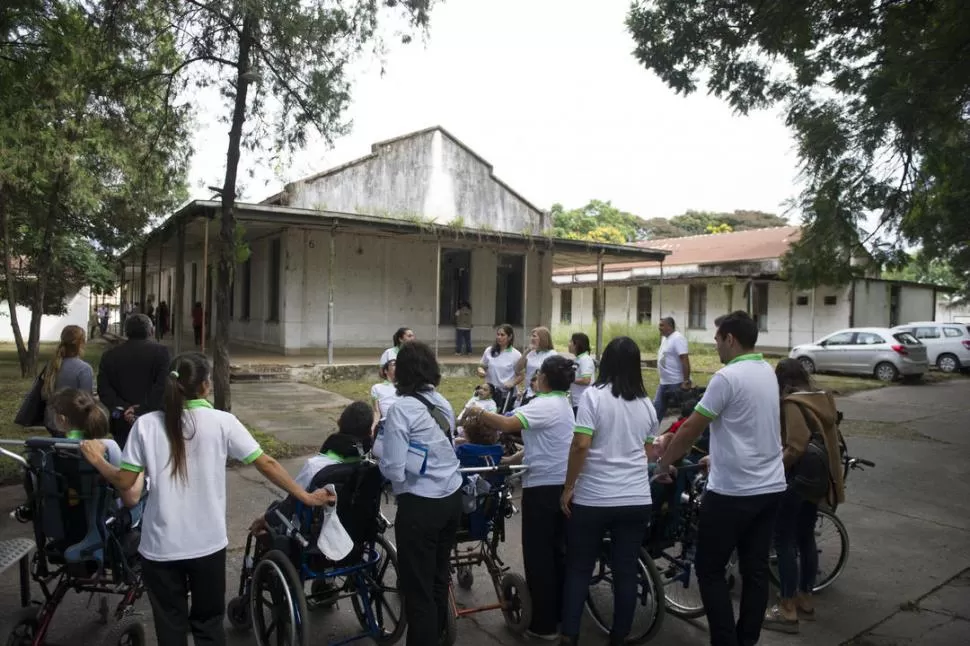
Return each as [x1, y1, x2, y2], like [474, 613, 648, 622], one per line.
[695, 353, 786, 496]
[513, 392, 574, 488]
[481, 346, 522, 388]
[569, 352, 596, 405]
[572, 385, 659, 507]
[120, 399, 263, 561]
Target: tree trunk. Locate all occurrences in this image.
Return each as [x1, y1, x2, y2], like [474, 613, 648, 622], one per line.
[26, 181, 59, 377]
[0, 187, 29, 376]
[213, 12, 256, 412]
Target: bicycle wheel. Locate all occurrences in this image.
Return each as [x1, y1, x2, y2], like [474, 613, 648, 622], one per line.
[585, 545, 665, 645]
[769, 508, 849, 593]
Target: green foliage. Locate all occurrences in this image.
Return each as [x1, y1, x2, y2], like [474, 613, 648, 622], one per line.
[883, 254, 964, 294]
[1, 1, 191, 373]
[642, 210, 787, 239]
[550, 200, 650, 242]
[706, 222, 733, 234]
[627, 0, 970, 286]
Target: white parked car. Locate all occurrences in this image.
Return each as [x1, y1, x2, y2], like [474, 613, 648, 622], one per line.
[892, 322, 970, 373]
[789, 327, 929, 382]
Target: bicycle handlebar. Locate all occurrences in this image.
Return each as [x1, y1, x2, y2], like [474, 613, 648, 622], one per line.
[849, 457, 876, 469]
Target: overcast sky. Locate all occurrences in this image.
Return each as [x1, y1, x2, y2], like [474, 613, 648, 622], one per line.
[186, 0, 802, 222]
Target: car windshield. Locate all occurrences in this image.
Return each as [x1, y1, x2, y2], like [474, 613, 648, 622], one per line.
[893, 332, 921, 345]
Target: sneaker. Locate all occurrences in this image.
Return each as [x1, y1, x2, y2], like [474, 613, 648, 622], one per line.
[762, 605, 799, 634]
[797, 605, 817, 622]
[525, 630, 559, 641]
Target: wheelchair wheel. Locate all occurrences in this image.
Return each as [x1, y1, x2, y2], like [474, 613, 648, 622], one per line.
[250, 549, 309, 646]
[500, 572, 532, 634]
[586, 545, 665, 645]
[655, 544, 705, 619]
[101, 613, 146, 646]
[1, 606, 39, 646]
[768, 508, 849, 593]
[226, 595, 252, 631]
[350, 536, 406, 645]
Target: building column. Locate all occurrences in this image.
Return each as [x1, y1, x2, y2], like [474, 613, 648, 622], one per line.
[594, 251, 605, 358]
[139, 246, 148, 312]
[326, 228, 336, 365]
[433, 239, 442, 356]
[173, 222, 186, 355]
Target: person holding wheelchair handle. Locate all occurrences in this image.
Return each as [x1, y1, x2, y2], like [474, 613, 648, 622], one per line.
[559, 336, 660, 646]
[465, 354, 577, 641]
[654, 311, 786, 646]
[762, 358, 844, 634]
[80, 352, 334, 646]
[377, 341, 463, 646]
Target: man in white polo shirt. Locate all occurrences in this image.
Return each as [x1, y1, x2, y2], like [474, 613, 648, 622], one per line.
[654, 310, 785, 646]
[654, 317, 692, 421]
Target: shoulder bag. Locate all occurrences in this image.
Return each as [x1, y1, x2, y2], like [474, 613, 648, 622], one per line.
[786, 402, 834, 504]
[15, 367, 47, 427]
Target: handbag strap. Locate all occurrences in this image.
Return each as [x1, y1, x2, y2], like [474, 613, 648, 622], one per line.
[405, 391, 453, 443]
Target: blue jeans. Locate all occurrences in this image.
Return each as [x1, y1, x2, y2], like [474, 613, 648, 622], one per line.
[455, 328, 472, 354]
[653, 383, 680, 421]
[773, 488, 819, 599]
[561, 504, 651, 639]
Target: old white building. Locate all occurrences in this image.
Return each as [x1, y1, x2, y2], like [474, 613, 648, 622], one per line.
[552, 226, 945, 350]
[119, 127, 667, 358]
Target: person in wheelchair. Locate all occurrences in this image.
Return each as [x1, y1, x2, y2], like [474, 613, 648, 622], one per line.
[250, 400, 373, 537]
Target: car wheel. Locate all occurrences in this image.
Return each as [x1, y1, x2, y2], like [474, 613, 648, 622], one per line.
[937, 353, 960, 373]
[874, 362, 899, 382]
[798, 357, 816, 374]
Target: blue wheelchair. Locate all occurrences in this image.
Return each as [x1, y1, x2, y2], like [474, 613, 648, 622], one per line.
[0, 438, 147, 646]
[226, 459, 404, 646]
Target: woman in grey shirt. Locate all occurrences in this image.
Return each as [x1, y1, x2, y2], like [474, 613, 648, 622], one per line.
[43, 325, 95, 437]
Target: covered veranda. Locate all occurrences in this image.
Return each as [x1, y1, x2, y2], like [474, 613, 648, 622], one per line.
[117, 200, 670, 363]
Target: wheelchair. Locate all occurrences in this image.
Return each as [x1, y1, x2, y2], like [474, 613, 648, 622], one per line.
[226, 459, 404, 646]
[444, 444, 530, 645]
[0, 438, 147, 646]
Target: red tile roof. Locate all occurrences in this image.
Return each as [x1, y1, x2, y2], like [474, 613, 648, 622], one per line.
[554, 225, 801, 274]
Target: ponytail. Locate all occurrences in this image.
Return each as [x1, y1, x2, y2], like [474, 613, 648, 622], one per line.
[49, 387, 106, 438]
[43, 325, 86, 399]
[163, 352, 210, 484]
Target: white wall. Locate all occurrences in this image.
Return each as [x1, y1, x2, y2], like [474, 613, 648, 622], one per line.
[552, 281, 856, 349]
[937, 300, 970, 324]
[899, 285, 935, 324]
[0, 287, 92, 343]
[285, 129, 545, 235]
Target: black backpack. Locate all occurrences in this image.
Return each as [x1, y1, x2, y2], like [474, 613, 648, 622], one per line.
[786, 401, 834, 504]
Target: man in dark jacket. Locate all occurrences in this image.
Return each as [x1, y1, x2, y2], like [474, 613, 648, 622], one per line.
[97, 313, 171, 447]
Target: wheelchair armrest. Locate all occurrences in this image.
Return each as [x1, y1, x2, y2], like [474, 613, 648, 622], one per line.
[272, 509, 309, 548]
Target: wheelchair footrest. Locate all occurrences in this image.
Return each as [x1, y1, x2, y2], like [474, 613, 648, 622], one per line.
[0, 538, 35, 576]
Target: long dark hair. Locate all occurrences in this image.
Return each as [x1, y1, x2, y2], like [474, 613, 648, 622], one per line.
[594, 336, 647, 401]
[392, 327, 411, 347]
[490, 324, 515, 357]
[395, 341, 441, 395]
[776, 358, 814, 395]
[50, 388, 108, 438]
[540, 355, 576, 392]
[570, 332, 590, 356]
[164, 352, 210, 484]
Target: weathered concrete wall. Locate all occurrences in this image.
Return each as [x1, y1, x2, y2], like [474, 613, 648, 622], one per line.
[899, 285, 935, 325]
[284, 129, 545, 235]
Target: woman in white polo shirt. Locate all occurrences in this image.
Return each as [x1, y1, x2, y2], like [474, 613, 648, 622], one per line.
[378, 341, 462, 646]
[379, 326, 415, 367]
[514, 326, 557, 406]
[80, 352, 333, 646]
[568, 332, 595, 416]
[559, 336, 659, 646]
[465, 354, 576, 640]
[370, 358, 401, 435]
[477, 324, 521, 411]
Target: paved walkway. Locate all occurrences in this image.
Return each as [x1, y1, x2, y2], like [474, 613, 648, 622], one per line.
[1, 379, 968, 645]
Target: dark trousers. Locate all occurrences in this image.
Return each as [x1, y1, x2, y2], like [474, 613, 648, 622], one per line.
[774, 488, 818, 599]
[455, 329, 472, 354]
[561, 504, 652, 639]
[193, 325, 202, 346]
[522, 485, 566, 635]
[141, 548, 227, 646]
[696, 491, 782, 646]
[396, 490, 462, 646]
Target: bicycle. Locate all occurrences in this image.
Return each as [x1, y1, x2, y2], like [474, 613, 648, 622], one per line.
[767, 428, 875, 592]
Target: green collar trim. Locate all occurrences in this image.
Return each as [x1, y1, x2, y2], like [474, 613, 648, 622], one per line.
[321, 450, 361, 463]
[577, 352, 590, 358]
[186, 399, 213, 410]
[504, 347, 515, 352]
[66, 430, 84, 440]
[727, 353, 764, 365]
[536, 391, 569, 398]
